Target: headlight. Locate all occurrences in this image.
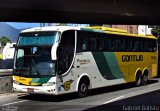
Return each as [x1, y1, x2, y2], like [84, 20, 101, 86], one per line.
[42, 82, 55, 86]
[13, 80, 20, 85]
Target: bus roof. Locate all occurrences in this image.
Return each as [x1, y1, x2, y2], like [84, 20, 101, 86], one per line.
[20, 26, 81, 33]
[81, 26, 157, 39]
[20, 26, 157, 39]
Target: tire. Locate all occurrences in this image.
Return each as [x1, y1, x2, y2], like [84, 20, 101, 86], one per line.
[141, 74, 148, 85]
[78, 80, 89, 98]
[135, 74, 142, 87]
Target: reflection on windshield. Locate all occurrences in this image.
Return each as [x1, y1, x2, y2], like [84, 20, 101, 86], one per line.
[14, 46, 55, 77]
[18, 31, 59, 46]
[14, 31, 59, 77]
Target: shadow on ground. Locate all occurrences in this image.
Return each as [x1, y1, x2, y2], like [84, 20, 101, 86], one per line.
[84, 89, 160, 111]
[18, 79, 159, 102]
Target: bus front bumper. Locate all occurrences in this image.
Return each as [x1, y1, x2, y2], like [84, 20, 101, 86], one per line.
[13, 83, 57, 95]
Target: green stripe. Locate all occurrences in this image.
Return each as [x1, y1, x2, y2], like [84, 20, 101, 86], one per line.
[92, 52, 116, 80]
[31, 77, 51, 84]
[81, 28, 104, 33]
[31, 78, 40, 83]
[104, 52, 124, 78]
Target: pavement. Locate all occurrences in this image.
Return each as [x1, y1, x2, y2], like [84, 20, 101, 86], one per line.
[0, 78, 160, 111]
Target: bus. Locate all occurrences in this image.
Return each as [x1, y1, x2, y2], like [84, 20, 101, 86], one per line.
[13, 26, 158, 97]
[1, 43, 16, 70]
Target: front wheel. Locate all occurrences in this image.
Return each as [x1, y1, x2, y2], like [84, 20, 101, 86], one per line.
[78, 80, 89, 98]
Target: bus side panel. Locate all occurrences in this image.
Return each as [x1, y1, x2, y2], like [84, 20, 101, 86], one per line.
[74, 52, 126, 89]
[57, 50, 158, 95]
[56, 69, 77, 95]
[150, 51, 158, 78]
[114, 51, 158, 82]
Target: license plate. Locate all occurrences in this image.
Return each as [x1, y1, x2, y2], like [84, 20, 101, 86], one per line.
[27, 88, 34, 93]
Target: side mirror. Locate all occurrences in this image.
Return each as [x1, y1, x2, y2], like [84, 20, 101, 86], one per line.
[51, 43, 58, 60]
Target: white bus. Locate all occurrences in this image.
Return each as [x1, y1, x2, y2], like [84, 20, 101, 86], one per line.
[13, 26, 158, 97]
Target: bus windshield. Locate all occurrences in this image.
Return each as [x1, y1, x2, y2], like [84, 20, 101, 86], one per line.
[18, 31, 59, 46]
[14, 31, 59, 77]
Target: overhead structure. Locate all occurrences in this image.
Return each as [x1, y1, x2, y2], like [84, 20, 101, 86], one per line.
[0, 0, 160, 24]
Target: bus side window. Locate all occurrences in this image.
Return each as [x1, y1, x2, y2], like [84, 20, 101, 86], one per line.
[140, 39, 144, 52]
[116, 39, 122, 51]
[96, 38, 104, 51]
[132, 39, 140, 51]
[107, 38, 113, 51]
[90, 36, 96, 51]
[145, 39, 150, 51]
[105, 38, 108, 51]
[77, 31, 89, 52]
[141, 39, 150, 52]
[129, 40, 132, 51]
[122, 39, 126, 51]
[150, 39, 157, 52]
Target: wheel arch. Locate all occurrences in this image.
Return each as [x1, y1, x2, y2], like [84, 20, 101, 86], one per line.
[142, 68, 149, 76]
[76, 73, 91, 92]
[134, 68, 142, 81]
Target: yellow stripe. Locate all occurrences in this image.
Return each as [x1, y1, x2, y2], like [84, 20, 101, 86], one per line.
[14, 76, 32, 85]
[0, 54, 2, 59]
[85, 26, 156, 39]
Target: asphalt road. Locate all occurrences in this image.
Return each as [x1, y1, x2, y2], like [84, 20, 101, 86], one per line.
[0, 78, 160, 111]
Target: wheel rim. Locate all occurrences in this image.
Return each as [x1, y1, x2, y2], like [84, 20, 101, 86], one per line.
[137, 77, 141, 85]
[78, 82, 88, 97]
[142, 75, 148, 84]
[80, 83, 87, 94]
[135, 75, 141, 86]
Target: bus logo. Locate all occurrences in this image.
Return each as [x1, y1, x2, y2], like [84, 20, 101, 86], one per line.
[61, 80, 74, 91]
[77, 59, 90, 65]
[122, 55, 143, 62]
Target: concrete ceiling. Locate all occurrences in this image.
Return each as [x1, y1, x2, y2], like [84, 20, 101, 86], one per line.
[0, 0, 160, 24]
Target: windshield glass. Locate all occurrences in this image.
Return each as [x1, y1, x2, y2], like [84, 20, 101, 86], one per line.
[14, 31, 59, 77]
[18, 31, 59, 46]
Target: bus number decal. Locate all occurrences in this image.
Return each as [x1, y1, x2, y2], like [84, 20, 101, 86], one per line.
[61, 80, 74, 91]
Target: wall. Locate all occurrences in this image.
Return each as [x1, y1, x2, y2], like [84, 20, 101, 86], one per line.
[0, 76, 13, 93]
[112, 25, 138, 34]
[138, 25, 152, 36]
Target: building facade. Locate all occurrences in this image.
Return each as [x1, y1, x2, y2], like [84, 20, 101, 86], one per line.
[112, 25, 138, 34]
[138, 25, 152, 36]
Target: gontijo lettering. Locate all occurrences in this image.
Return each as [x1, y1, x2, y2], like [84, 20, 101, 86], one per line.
[122, 55, 143, 62]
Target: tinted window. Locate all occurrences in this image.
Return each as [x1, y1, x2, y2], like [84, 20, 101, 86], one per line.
[77, 31, 157, 52]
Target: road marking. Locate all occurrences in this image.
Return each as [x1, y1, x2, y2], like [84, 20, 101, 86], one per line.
[103, 95, 124, 104]
[1, 100, 28, 106]
[148, 83, 159, 87]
